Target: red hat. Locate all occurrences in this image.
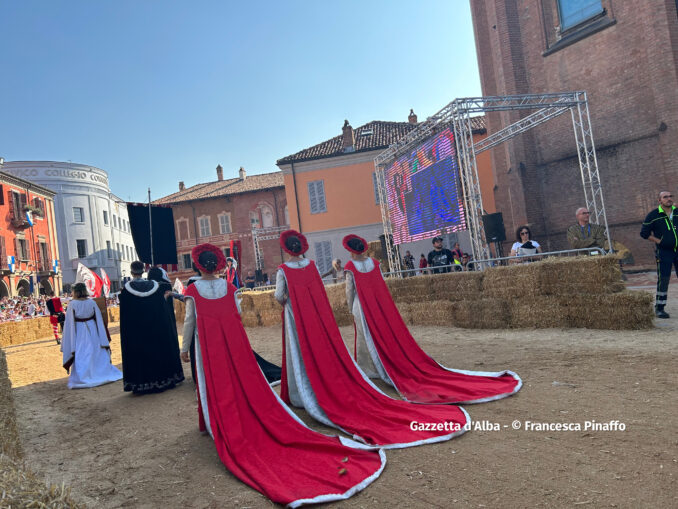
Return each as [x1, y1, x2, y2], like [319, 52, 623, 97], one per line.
[191, 243, 226, 273]
[280, 229, 309, 255]
[342, 234, 368, 254]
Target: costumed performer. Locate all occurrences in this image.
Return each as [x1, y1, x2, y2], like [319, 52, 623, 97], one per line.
[182, 249, 281, 384]
[343, 234, 521, 404]
[46, 291, 65, 344]
[148, 267, 180, 347]
[181, 243, 386, 506]
[61, 283, 122, 389]
[224, 256, 241, 288]
[119, 261, 185, 394]
[275, 230, 470, 449]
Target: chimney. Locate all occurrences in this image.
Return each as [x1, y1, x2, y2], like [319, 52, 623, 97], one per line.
[179, 181, 185, 191]
[408, 109, 418, 124]
[216, 164, 223, 181]
[342, 120, 355, 152]
[239, 166, 246, 180]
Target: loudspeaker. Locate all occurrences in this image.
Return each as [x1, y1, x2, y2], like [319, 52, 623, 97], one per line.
[255, 269, 263, 282]
[482, 212, 506, 243]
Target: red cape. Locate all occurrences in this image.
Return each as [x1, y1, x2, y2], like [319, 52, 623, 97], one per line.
[184, 283, 385, 506]
[345, 259, 521, 404]
[279, 261, 469, 448]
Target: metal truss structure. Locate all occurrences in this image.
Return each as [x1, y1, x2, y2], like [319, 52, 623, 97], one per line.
[252, 225, 289, 271]
[375, 92, 610, 269]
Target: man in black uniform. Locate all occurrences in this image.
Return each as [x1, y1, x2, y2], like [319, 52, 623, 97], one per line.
[640, 191, 678, 318]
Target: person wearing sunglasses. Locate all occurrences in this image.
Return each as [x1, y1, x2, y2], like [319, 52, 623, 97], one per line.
[510, 225, 542, 259]
[640, 191, 678, 319]
[567, 207, 608, 251]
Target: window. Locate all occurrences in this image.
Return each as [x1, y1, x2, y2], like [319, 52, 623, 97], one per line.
[218, 213, 232, 234]
[76, 239, 87, 258]
[127, 245, 132, 260]
[372, 172, 384, 205]
[17, 239, 28, 260]
[261, 204, 274, 228]
[199, 216, 211, 237]
[314, 241, 332, 276]
[106, 241, 112, 258]
[182, 253, 192, 270]
[284, 205, 290, 226]
[249, 211, 261, 229]
[39, 242, 49, 266]
[558, 0, 603, 31]
[103, 210, 109, 225]
[308, 180, 327, 214]
[116, 243, 121, 259]
[113, 215, 117, 228]
[177, 219, 189, 240]
[73, 207, 84, 223]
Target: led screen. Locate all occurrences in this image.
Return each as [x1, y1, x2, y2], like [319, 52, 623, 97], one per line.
[384, 127, 465, 244]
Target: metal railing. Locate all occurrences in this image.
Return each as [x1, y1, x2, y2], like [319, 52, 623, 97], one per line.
[382, 247, 607, 278]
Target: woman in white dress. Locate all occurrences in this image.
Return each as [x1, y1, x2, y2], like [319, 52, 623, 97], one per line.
[61, 283, 122, 389]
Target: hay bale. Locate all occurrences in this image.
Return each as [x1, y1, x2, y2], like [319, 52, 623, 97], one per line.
[536, 255, 624, 295]
[240, 313, 260, 328]
[0, 455, 82, 508]
[562, 291, 654, 330]
[259, 308, 282, 327]
[238, 293, 255, 312]
[173, 300, 185, 324]
[249, 291, 279, 312]
[482, 263, 541, 299]
[467, 298, 510, 329]
[508, 296, 570, 328]
[0, 318, 54, 348]
[0, 350, 22, 460]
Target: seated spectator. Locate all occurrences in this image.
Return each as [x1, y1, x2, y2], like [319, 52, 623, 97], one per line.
[567, 207, 608, 251]
[452, 252, 463, 271]
[510, 226, 542, 261]
[244, 270, 256, 289]
[322, 259, 346, 283]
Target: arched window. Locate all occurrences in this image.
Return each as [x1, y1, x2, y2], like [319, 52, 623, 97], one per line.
[284, 205, 290, 226]
[261, 204, 274, 228]
[249, 210, 261, 229]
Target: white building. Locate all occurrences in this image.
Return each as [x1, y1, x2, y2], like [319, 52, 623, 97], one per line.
[2, 161, 137, 291]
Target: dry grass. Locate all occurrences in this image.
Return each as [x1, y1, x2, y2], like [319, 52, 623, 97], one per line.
[0, 349, 22, 460]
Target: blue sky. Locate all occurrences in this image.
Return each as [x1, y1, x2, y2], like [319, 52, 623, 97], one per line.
[0, 1, 482, 202]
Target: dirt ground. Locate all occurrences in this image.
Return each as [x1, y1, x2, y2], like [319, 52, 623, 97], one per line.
[4, 273, 678, 508]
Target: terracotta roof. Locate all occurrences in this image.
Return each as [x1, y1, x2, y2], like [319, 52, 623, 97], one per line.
[277, 116, 486, 165]
[154, 171, 284, 205]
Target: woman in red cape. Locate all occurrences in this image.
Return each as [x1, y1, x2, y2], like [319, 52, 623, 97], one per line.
[342, 234, 522, 405]
[182, 243, 385, 507]
[275, 230, 470, 449]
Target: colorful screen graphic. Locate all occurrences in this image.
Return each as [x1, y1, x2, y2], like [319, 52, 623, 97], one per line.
[384, 127, 465, 244]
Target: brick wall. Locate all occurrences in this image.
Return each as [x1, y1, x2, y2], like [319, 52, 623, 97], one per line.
[471, 0, 678, 262]
[166, 187, 288, 282]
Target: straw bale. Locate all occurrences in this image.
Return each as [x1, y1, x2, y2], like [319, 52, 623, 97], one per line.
[0, 350, 22, 460]
[173, 300, 186, 324]
[240, 313, 260, 328]
[482, 263, 541, 299]
[0, 455, 82, 508]
[107, 306, 121, 323]
[259, 309, 282, 327]
[324, 282, 348, 311]
[508, 296, 570, 328]
[536, 255, 624, 295]
[249, 291, 279, 312]
[0, 318, 54, 348]
[238, 293, 255, 312]
[561, 291, 654, 330]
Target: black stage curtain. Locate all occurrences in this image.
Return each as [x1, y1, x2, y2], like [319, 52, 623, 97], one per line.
[127, 204, 178, 264]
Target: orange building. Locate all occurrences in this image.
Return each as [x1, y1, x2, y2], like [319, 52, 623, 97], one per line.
[276, 112, 492, 274]
[0, 171, 61, 297]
